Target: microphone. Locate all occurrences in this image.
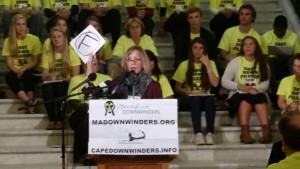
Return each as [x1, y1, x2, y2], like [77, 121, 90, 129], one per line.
[82, 80, 112, 99]
[111, 72, 130, 95]
[70, 73, 97, 92]
[127, 71, 140, 87]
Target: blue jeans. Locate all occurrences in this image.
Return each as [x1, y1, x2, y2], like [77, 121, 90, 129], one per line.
[180, 96, 216, 134]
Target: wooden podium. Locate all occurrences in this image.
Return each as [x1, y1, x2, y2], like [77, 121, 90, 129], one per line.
[92, 155, 175, 169]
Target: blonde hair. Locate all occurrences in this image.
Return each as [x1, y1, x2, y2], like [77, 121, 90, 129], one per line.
[125, 17, 145, 37]
[121, 46, 150, 74]
[47, 27, 70, 71]
[8, 14, 28, 56]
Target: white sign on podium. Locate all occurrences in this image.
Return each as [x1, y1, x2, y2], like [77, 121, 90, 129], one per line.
[88, 99, 179, 155]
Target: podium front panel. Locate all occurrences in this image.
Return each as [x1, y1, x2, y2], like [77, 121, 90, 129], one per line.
[88, 99, 179, 155]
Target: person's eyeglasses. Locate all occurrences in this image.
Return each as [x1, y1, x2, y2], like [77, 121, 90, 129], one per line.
[293, 65, 300, 69]
[126, 58, 142, 63]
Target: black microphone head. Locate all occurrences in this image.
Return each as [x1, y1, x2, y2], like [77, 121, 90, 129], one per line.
[88, 73, 97, 81]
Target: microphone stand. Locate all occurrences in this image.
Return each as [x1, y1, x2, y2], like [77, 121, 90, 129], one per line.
[18, 86, 110, 169]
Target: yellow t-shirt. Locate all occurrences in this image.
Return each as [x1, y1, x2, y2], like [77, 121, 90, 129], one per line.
[68, 73, 112, 101]
[4, 0, 41, 9]
[41, 47, 81, 78]
[125, 0, 155, 9]
[160, 0, 200, 19]
[218, 26, 267, 57]
[78, 0, 121, 8]
[102, 36, 112, 61]
[262, 29, 300, 55]
[277, 75, 300, 105]
[267, 151, 300, 169]
[172, 60, 219, 92]
[152, 74, 174, 98]
[2, 34, 42, 69]
[112, 35, 158, 57]
[209, 0, 243, 11]
[43, 0, 78, 11]
[237, 57, 261, 87]
[190, 32, 200, 41]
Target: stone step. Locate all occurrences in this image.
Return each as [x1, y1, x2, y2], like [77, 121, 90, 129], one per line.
[0, 99, 46, 114]
[0, 126, 280, 147]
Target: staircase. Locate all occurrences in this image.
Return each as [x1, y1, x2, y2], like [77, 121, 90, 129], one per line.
[0, 0, 290, 168]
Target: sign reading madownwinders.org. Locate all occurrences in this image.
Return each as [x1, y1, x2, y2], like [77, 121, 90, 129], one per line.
[88, 99, 179, 155]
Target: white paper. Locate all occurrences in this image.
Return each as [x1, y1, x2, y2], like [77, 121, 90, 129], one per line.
[188, 93, 215, 97]
[70, 25, 106, 64]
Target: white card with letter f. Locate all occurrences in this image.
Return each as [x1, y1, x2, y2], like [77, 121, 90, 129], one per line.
[70, 25, 106, 64]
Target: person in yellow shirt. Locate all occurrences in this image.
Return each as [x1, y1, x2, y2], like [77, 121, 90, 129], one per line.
[209, 0, 243, 45]
[77, 0, 121, 48]
[146, 50, 174, 98]
[43, 0, 79, 37]
[159, 0, 199, 43]
[41, 27, 81, 130]
[263, 15, 300, 109]
[221, 36, 271, 144]
[173, 37, 219, 145]
[125, 0, 155, 37]
[267, 111, 300, 169]
[3, 0, 43, 39]
[268, 54, 300, 165]
[2, 14, 42, 114]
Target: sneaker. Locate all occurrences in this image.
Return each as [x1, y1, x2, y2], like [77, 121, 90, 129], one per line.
[194, 133, 206, 145]
[25, 99, 36, 114]
[206, 133, 215, 145]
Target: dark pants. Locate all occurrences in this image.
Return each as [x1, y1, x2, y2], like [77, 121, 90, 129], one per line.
[141, 16, 154, 37]
[180, 96, 216, 134]
[69, 104, 89, 162]
[5, 69, 40, 95]
[268, 140, 285, 165]
[209, 12, 239, 45]
[164, 12, 188, 44]
[77, 9, 121, 48]
[42, 81, 69, 122]
[46, 16, 77, 38]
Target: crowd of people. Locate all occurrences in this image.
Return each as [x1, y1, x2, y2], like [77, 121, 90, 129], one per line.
[2, 0, 300, 167]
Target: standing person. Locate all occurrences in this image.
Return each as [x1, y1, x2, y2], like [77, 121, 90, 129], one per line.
[68, 55, 111, 164]
[2, 0, 43, 39]
[159, 0, 199, 43]
[41, 27, 81, 130]
[2, 14, 42, 113]
[174, 7, 216, 69]
[172, 37, 219, 145]
[146, 50, 174, 98]
[267, 111, 300, 169]
[209, 0, 243, 45]
[125, 0, 155, 37]
[43, 0, 79, 38]
[268, 54, 300, 165]
[77, 0, 121, 48]
[111, 45, 162, 99]
[218, 4, 267, 65]
[221, 36, 271, 144]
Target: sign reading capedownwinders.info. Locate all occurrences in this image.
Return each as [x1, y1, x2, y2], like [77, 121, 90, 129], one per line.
[88, 99, 179, 155]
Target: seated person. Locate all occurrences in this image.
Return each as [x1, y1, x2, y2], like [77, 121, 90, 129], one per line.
[262, 15, 300, 107]
[77, 0, 121, 48]
[173, 37, 219, 145]
[125, 0, 155, 36]
[159, 0, 199, 43]
[109, 18, 158, 79]
[267, 111, 300, 169]
[174, 7, 216, 69]
[146, 50, 174, 98]
[41, 27, 81, 130]
[221, 36, 271, 144]
[3, 0, 43, 39]
[68, 55, 111, 163]
[43, 0, 79, 37]
[2, 14, 42, 114]
[268, 54, 300, 165]
[209, 0, 243, 45]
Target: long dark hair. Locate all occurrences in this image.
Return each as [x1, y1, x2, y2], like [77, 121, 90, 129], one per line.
[237, 36, 269, 82]
[145, 50, 162, 81]
[186, 37, 210, 91]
